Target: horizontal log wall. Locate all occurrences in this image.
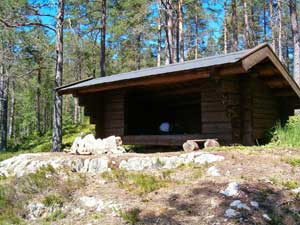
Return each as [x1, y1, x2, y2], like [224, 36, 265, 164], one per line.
[252, 78, 280, 139]
[201, 79, 233, 144]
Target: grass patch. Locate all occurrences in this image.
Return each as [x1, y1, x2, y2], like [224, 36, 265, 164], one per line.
[283, 180, 299, 190]
[44, 209, 66, 222]
[42, 194, 64, 207]
[0, 165, 86, 223]
[101, 169, 169, 195]
[283, 157, 300, 167]
[269, 116, 300, 148]
[119, 208, 140, 225]
[91, 212, 104, 220]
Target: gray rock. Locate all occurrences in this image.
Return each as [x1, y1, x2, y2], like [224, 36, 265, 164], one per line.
[224, 208, 239, 218]
[206, 166, 220, 177]
[220, 182, 240, 197]
[230, 200, 250, 211]
[250, 201, 259, 209]
[27, 202, 46, 219]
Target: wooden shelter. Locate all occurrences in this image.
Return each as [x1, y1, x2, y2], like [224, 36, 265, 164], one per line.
[58, 44, 300, 146]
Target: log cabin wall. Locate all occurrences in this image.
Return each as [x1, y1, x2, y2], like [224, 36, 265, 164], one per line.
[201, 78, 233, 144]
[79, 90, 125, 138]
[251, 77, 280, 141]
[80, 78, 235, 145]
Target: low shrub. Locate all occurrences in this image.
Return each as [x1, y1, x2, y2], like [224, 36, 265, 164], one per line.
[101, 169, 169, 195]
[42, 194, 64, 207]
[119, 208, 140, 225]
[269, 116, 300, 148]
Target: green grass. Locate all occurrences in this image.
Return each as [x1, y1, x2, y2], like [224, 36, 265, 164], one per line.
[283, 180, 299, 190]
[119, 208, 140, 225]
[283, 157, 300, 167]
[0, 165, 86, 224]
[42, 194, 64, 207]
[43, 209, 66, 222]
[101, 169, 169, 195]
[0, 119, 95, 162]
[269, 116, 300, 148]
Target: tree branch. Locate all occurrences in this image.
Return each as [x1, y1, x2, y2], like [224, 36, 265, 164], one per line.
[0, 18, 56, 32]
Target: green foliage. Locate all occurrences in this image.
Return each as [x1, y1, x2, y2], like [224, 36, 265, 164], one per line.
[119, 208, 140, 225]
[18, 165, 56, 194]
[42, 194, 64, 207]
[283, 157, 300, 167]
[0, 164, 87, 223]
[0, 120, 95, 162]
[44, 209, 66, 222]
[101, 169, 169, 195]
[269, 116, 300, 148]
[283, 180, 299, 190]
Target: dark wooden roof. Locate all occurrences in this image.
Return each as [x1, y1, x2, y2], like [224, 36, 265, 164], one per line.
[58, 43, 300, 97]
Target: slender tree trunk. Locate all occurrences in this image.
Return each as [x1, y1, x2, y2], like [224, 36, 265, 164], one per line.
[231, 0, 238, 51]
[178, 0, 184, 62]
[278, 0, 283, 61]
[8, 79, 15, 139]
[157, 0, 162, 66]
[270, 0, 276, 51]
[195, 13, 199, 58]
[74, 98, 79, 124]
[100, 0, 106, 77]
[136, 32, 142, 70]
[263, 0, 267, 42]
[165, 35, 170, 65]
[289, 0, 300, 84]
[0, 70, 8, 151]
[176, 22, 179, 62]
[36, 65, 42, 135]
[243, 0, 251, 48]
[52, 0, 64, 152]
[223, 0, 228, 54]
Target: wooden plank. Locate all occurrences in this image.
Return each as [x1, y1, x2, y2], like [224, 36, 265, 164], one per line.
[202, 111, 229, 122]
[122, 134, 232, 146]
[202, 123, 232, 133]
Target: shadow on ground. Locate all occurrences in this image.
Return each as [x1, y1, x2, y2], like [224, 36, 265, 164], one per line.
[137, 181, 300, 225]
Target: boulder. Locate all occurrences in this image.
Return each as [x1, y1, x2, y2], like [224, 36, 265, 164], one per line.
[220, 182, 240, 197]
[204, 139, 220, 148]
[69, 134, 125, 155]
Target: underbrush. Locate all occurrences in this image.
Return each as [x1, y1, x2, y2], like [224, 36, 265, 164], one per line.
[101, 169, 170, 195]
[269, 116, 300, 148]
[0, 119, 94, 162]
[0, 165, 86, 224]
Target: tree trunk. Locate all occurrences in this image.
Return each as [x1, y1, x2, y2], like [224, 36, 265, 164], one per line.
[243, 0, 251, 48]
[157, 0, 162, 66]
[36, 65, 42, 135]
[136, 32, 142, 70]
[0, 69, 8, 151]
[263, 0, 267, 42]
[195, 12, 199, 58]
[163, 0, 175, 64]
[100, 0, 106, 77]
[231, 0, 238, 51]
[223, 0, 228, 54]
[289, 0, 300, 84]
[74, 97, 79, 124]
[269, 0, 276, 51]
[178, 0, 184, 62]
[52, 0, 64, 152]
[278, 0, 283, 61]
[8, 79, 15, 140]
